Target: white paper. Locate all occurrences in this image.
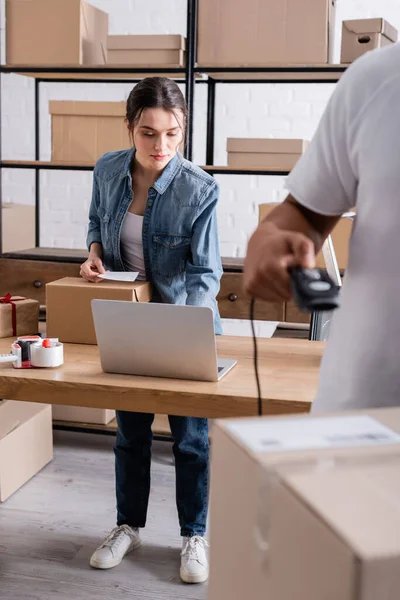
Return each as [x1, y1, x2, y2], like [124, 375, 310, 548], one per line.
[226, 415, 400, 454]
[98, 271, 139, 282]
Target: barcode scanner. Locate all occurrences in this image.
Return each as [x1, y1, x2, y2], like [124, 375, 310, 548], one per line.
[289, 266, 340, 313]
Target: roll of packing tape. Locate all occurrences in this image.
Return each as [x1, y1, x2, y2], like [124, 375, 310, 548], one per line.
[30, 340, 64, 368]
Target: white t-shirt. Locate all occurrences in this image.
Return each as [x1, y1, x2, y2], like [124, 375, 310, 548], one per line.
[120, 212, 146, 280]
[285, 44, 400, 413]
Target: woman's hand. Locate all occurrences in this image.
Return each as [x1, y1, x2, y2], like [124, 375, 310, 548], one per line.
[80, 255, 106, 283]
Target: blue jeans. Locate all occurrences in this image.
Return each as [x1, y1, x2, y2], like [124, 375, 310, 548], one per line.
[115, 411, 209, 537]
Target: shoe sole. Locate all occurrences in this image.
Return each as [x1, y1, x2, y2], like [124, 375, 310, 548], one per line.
[180, 567, 209, 584]
[90, 538, 142, 570]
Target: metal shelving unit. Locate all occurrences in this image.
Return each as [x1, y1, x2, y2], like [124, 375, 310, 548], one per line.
[0, 0, 347, 256]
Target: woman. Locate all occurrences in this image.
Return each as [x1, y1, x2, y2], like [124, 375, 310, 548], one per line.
[80, 77, 222, 584]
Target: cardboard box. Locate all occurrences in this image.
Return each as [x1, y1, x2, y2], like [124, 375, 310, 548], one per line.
[228, 138, 309, 170]
[0, 295, 39, 338]
[107, 35, 186, 66]
[50, 101, 130, 164]
[6, 0, 108, 66]
[46, 277, 152, 345]
[269, 459, 400, 600]
[0, 401, 53, 502]
[197, 0, 335, 66]
[258, 203, 354, 271]
[208, 408, 400, 600]
[52, 405, 115, 425]
[1, 203, 35, 253]
[341, 18, 398, 64]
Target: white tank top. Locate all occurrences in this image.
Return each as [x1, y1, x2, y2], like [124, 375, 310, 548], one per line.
[120, 212, 146, 281]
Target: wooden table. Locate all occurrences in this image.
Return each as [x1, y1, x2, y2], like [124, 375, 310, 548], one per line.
[0, 336, 324, 418]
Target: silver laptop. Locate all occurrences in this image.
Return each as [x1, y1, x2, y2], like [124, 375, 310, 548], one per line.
[91, 300, 237, 382]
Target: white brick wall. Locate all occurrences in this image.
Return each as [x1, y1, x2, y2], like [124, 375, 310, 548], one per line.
[1, 0, 400, 253]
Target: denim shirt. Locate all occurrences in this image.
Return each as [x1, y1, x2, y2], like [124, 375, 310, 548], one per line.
[87, 148, 223, 334]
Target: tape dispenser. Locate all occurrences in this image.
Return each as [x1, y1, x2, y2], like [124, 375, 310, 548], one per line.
[0, 335, 64, 368]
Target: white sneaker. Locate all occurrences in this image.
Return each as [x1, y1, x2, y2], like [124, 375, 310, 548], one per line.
[90, 525, 142, 569]
[180, 536, 209, 584]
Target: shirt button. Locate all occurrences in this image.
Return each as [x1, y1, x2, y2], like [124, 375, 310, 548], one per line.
[143, 226, 148, 233]
[148, 201, 153, 207]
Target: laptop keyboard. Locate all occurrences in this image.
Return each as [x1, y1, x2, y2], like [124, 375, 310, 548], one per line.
[218, 366, 224, 373]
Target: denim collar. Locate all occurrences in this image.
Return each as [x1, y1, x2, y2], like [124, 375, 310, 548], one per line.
[120, 147, 183, 195]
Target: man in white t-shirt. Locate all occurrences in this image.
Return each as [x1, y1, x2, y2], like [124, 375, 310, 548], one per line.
[244, 44, 400, 413]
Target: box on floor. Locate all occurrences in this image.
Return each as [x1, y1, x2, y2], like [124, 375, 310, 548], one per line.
[208, 407, 400, 600]
[197, 0, 336, 66]
[0, 295, 39, 339]
[50, 101, 130, 164]
[227, 138, 309, 171]
[0, 401, 53, 502]
[46, 277, 152, 345]
[52, 405, 115, 425]
[341, 18, 398, 64]
[107, 35, 186, 66]
[258, 203, 354, 271]
[6, 0, 108, 66]
[1, 203, 35, 253]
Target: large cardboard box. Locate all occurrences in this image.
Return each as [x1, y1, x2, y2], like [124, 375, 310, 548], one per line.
[197, 0, 335, 66]
[46, 277, 152, 345]
[6, 0, 108, 66]
[1, 203, 35, 253]
[0, 296, 39, 339]
[341, 18, 398, 64]
[258, 203, 354, 271]
[107, 35, 186, 66]
[0, 401, 53, 502]
[227, 139, 309, 170]
[50, 101, 130, 164]
[209, 408, 400, 600]
[52, 405, 115, 425]
[268, 459, 400, 600]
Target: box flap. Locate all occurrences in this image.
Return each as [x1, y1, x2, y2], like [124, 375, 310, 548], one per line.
[343, 18, 398, 42]
[49, 101, 126, 117]
[0, 401, 48, 440]
[107, 34, 186, 51]
[282, 458, 400, 559]
[134, 282, 153, 303]
[227, 138, 309, 154]
[46, 277, 148, 292]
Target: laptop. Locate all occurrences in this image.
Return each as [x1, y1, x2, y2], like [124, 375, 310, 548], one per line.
[91, 300, 237, 382]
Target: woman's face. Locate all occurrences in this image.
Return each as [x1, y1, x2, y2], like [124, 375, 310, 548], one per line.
[131, 107, 184, 171]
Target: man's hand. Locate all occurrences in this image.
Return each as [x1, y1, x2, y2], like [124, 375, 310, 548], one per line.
[243, 220, 316, 302]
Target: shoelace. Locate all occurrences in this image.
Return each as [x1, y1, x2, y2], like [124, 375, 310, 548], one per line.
[101, 525, 134, 549]
[181, 536, 209, 562]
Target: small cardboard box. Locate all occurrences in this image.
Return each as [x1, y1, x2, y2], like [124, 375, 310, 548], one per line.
[46, 277, 152, 345]
[258, 203, 354, 271]
[208, 408, 400, 600]
[228, 138, 309, 170]
[197, 0, 335, 66]
[269, 459, 400, 600]
[52, 405, 115, 425]
[0, 401, 53, 502]
[50, 101, 130, 164]
[107, 35, 186, 66]
[0, 296, 39, 339]
[341, 18, 398, 64]
[1, 203, 35, 253]
[6, 0, 108, 66]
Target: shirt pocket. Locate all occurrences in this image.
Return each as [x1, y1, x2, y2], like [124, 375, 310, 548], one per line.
[152, 233, 191, 278]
